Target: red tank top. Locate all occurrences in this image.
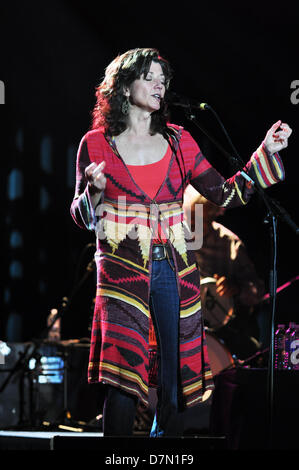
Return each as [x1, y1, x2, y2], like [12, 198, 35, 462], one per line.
[127, 145, 172, 242]
[127, 144, 172, 199]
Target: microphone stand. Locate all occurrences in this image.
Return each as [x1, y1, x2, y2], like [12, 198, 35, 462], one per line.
[181, 103, 298, 449]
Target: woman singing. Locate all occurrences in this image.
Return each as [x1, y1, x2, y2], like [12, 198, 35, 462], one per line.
[71, 47, 292, 437]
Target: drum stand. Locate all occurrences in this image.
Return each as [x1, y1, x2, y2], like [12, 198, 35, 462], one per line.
[182, 101, 299, 449]
[228, 347, 270, 372]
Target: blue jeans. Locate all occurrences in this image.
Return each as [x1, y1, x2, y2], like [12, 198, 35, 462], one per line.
[102, 258, 180, 437]
[149, 258, 180, 436]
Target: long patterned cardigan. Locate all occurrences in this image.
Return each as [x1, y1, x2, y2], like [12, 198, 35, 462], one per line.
[70, 124, 285, 409]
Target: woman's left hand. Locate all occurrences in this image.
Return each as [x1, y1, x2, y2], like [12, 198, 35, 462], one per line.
[263, 120, 292, 155]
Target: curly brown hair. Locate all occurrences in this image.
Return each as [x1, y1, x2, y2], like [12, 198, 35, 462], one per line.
[91, 48, 173, 136]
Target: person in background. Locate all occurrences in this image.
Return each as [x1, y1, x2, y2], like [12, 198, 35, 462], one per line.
[183, 185, 266, 360]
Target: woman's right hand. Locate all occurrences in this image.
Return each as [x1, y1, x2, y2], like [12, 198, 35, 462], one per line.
[85, 161, 106, 193]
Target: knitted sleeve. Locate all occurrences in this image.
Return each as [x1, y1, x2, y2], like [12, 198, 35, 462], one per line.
[186, 130, 285, 208]
[70, 135, 103, 231]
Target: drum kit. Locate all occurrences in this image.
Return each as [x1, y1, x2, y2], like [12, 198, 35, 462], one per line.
[200, 277, 262, 377]
[202, 273, 299, 377]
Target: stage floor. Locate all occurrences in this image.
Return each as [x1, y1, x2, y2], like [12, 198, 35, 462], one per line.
[0, 430, 103, 438]
[0, 428, 226, 451]
[0, 429, 103, 450]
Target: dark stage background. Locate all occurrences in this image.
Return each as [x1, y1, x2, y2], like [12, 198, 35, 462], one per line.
[1, 1, 298, 343]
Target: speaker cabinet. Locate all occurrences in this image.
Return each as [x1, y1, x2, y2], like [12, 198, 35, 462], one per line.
[0, 341, 103, 429]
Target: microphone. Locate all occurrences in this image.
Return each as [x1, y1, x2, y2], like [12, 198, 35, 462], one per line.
[166, 91, 210, 111]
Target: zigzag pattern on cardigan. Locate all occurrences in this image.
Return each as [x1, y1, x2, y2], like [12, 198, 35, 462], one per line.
[70, 124, 285, 408]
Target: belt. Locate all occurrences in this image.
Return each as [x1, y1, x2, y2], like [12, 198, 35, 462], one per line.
[152, 244, 173, 261]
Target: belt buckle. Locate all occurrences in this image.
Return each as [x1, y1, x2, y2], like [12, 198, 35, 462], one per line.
[153, 244, 166, 261]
